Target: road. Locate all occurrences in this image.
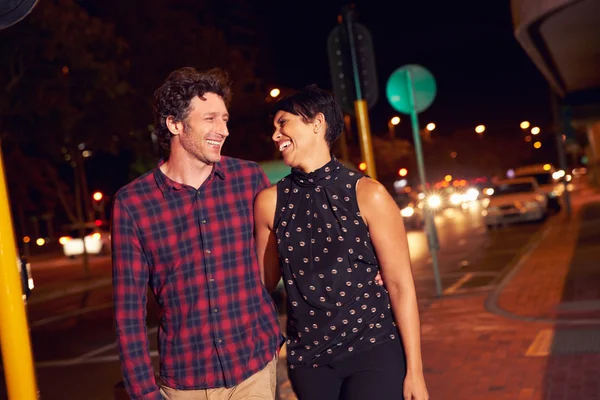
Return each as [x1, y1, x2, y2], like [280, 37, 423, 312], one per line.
[0, 201, 550, 399]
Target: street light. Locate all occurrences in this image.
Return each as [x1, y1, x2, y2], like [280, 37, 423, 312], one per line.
[525, 135, 532, 143]
[398, 168, 408, 177]
[92, 191, 103, 202]
[269, 88, 281, 98]
[475, 125, 486, 134]
[358, 162, 367, 171]
[534, 141, 542, 149]
[531, 127, 540, 135]
[388, 116, 401, 139]
[426, 123, 436, 131]
[520, 121, 530, 130]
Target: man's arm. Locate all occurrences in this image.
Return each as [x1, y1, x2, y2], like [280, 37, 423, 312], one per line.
[112, 198, 162, 400]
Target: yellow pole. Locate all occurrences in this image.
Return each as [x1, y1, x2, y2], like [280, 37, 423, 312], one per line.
[354, 99, 377, 180]
[0, 146, 38, 399]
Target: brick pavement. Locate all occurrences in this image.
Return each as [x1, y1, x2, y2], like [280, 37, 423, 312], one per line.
[278, 188, 600, 400]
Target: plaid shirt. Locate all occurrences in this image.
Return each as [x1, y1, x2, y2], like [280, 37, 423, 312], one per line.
[112, 157, 281, 400]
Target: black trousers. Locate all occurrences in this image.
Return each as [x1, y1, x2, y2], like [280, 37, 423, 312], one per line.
[288, 338, 406, 400]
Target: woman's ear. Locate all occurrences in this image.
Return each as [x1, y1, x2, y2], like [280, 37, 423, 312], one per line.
[313, 113, 326, 134]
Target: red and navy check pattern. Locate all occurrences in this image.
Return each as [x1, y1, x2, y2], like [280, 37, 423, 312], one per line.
[112, 157, 281, 400]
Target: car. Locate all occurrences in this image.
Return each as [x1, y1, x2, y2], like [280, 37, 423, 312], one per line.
[513, 164, 563, 213]
[59, 228, 111, 258]
[394, 192, 424, 229]
[482, 177, 548, 228]
[18, 255, 34, 301]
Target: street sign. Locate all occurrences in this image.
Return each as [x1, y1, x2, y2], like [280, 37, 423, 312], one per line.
[327, 23, 378, 116]
[386, 65, 436, 114]
[386, 64, 442, 297]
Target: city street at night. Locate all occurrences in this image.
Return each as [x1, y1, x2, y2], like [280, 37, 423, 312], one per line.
[2, 0, 600, 399]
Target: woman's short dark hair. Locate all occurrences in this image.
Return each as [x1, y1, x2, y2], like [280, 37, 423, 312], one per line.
[271, 85, 344, 148]
[153, 67, 232, 151]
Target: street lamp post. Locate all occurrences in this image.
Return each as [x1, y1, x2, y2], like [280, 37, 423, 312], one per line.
[388, 116, 400, 140]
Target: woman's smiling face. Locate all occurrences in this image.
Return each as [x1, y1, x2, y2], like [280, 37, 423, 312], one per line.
[272, 110, 320, 168]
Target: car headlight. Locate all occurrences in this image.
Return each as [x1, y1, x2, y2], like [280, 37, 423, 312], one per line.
[450, 193, 462, 205]
[427, 195, 442, 209]
[401, 207, 415, 217]
[465, 188, 479, 201]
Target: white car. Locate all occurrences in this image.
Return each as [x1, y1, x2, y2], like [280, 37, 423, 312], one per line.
[482, 177, 548, 228]
[514, 164, 563, 212]
[60, 229, 111, 257]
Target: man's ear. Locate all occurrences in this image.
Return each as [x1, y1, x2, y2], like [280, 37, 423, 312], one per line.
[166, 116, 184, 136]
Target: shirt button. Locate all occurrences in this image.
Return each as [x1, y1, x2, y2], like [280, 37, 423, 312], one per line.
[217, 338, 223, 343]
[201, 220, 207, 224]
[213, 308, 218, 313]
[209, 278, 215, 282]
[205, 250, 211, 255]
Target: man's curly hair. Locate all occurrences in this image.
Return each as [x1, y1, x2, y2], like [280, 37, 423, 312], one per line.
[153, 67, 232, 151]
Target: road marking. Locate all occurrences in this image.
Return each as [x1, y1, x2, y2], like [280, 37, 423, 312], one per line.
[37, 351, 159, 367]
[31, 302, 113, 328]
[36, 327, 160, 367]
[443, 273, 473, 295]
[28, 278, 112, 305]
[525, 329, 554, 356]
[414, 271, 498, 282]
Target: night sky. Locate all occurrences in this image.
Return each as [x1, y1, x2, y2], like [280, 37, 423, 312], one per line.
[258, 0, 553, 140]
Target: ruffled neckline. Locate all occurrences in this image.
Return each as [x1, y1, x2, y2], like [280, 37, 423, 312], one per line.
[290, 156, 342, 188]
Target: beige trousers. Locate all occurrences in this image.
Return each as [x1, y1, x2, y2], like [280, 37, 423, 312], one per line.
[159, 355, 278, 400]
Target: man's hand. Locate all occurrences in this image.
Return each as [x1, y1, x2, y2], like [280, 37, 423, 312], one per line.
[375, 271, 384, 286]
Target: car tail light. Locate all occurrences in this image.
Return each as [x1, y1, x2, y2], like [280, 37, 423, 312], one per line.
[59, 236, 72, 245]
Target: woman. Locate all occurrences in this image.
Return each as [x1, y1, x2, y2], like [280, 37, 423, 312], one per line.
[254, 85, 428, 400]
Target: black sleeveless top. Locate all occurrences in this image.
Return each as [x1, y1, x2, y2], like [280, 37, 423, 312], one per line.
[274, 157, 399, 369]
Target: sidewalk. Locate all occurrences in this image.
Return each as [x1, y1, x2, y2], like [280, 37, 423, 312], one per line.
[420, 189, 600, 400]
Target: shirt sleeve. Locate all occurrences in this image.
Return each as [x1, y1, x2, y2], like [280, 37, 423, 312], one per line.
[111, 198, 162, 400]
[254, 164, 272, 194]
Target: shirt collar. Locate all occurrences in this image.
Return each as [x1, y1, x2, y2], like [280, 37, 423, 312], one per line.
[154, 158, 227, 196]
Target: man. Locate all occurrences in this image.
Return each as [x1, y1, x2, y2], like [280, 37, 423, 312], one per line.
[112, 67, 281, 400]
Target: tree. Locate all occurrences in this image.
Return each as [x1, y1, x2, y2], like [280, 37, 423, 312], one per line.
[0, 0, 132, 274]
[88, 0, 277, 165]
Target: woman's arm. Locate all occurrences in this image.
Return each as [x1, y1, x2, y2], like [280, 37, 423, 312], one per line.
[254, 185, 282, 293]
[357, 178, 428, 399]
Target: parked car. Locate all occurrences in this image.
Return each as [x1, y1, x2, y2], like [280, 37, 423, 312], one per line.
[482, 177, 548, 229]
[59, 228, 111, 258]
[394, 192, 424, 230]
[514, 164, 563, 213]
[18, 255, 34, 301]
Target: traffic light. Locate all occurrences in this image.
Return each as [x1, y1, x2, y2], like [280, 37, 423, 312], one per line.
[398, 168, 408, 177]
[327, 6, 378, 116]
